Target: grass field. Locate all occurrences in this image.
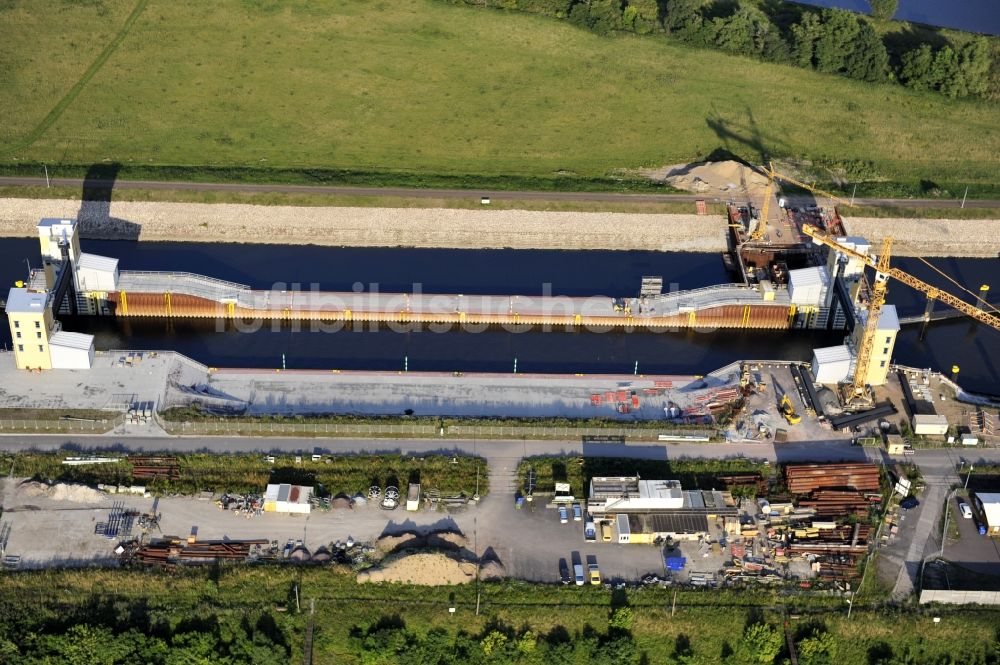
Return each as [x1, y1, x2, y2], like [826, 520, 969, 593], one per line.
[0, 0, 998, 195]
[1, 568, 998, 663]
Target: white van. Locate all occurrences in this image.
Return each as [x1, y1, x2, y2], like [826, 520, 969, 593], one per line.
[958, 501, 973, 519]
[573, 563, 585, 586]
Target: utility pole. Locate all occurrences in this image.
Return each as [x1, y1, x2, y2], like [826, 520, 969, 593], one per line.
[850, 183, 857, 206]
[44, 165, 50, 188]
[634, 360, 638, 376]
[961, 187, 969, 209]
[965, 464, 974, 490]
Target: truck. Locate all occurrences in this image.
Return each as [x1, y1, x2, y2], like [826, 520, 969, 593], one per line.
[584, 520, 597, 541]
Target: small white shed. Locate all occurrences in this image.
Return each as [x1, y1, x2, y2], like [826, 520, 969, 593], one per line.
[75, 253, 119, 292]
[49, 331, 94, 369]
[811, 344, 852, 384]
[788, 267, 830, 306]
[263, 483, 312, 514]
[913, 414, 949, 436]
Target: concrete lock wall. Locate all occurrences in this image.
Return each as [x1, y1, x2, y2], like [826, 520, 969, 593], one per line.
[919, 590, 1000, 605]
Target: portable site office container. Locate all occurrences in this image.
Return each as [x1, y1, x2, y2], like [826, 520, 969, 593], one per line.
[616, 514, 630, 544]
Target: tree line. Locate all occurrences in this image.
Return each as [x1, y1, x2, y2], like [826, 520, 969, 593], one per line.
[446, 0, 996, 100]
[0, 609, 291, 665]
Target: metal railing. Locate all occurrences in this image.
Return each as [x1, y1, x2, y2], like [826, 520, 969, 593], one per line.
[157, 418, 717, 441]
[117, 271, 250, 302]
[0, 414, 124, 434]
[645, 283, 790, 313]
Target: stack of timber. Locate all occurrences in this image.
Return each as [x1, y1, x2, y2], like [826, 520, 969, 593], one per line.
[785, 463, 880, 494]
[129, 456, 181, 481]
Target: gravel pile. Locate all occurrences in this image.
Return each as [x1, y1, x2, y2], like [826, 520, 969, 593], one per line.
[645, 160, 770, 201]
[841, 216, 1000, 258]
[18, 480, 107, 504]
[357, 551, 478, 585]
[0, 197, 727, 252]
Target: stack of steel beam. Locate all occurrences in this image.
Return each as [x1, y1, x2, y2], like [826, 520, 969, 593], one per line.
[785, 463, 880, 494]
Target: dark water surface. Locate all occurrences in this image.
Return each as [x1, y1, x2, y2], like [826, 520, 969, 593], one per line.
[1, 239, 997, 395]
[792, 0, 1000, 36]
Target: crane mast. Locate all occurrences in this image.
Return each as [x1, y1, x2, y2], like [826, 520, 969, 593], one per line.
[801, 223, 1000, 407]
[847, 237, 892, 406]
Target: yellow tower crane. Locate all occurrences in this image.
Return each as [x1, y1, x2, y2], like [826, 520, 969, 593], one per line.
[801, 224, 1000, 407]
[750, 163, 857, 242]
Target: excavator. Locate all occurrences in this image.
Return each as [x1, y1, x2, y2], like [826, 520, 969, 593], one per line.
[779, 394, 801, 425]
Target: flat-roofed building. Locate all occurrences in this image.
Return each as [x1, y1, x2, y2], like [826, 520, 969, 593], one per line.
[263, 483, 313, 514]
[5, 288, 54, 370]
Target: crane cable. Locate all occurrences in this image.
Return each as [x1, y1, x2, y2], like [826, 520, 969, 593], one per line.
[914, 257, 1000, 315]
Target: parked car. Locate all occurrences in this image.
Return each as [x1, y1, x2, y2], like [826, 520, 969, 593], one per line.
[589, 563, 602, 585]
[958, 501, 973, 519]
[558, 505, 568, 524]
[573, 563, 585, 586]
[900, 497, 919, 510]
[559, 559, 570, 585]
[584, 521, 597, 541]
[572, 503, 582, 521]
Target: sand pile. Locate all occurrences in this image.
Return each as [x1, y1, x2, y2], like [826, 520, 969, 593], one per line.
[644, 161, 770, 200]
[19, 481, 107, 503]
[357, 551, 478, 585]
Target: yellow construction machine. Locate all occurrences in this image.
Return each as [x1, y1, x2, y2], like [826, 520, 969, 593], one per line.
[779, 394, 801, 425]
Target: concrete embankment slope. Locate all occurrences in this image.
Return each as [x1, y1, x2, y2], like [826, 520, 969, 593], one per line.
[840, 216, 1000, 258]
[3, 197, 996, 256]
[0, 197, 726, 252]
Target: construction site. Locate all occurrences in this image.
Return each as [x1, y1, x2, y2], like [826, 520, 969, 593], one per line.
[3, 171, 999, 430]
[0, 454, 903, 593]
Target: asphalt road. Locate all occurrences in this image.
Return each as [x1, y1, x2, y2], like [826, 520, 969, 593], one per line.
[0, 434, 883, 462]
[2, 176, 998, 209]
[3, 433, 998, 466]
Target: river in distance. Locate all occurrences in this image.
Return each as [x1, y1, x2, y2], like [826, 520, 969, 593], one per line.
[1, 238, 997, 396]
[791, 0, 999, 36]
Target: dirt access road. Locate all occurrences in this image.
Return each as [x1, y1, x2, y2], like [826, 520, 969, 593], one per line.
[3, 176, 999, 208]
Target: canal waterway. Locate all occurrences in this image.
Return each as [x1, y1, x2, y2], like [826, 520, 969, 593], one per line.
[791, 0, 1000, 36]
[1, 239, 997, 396]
